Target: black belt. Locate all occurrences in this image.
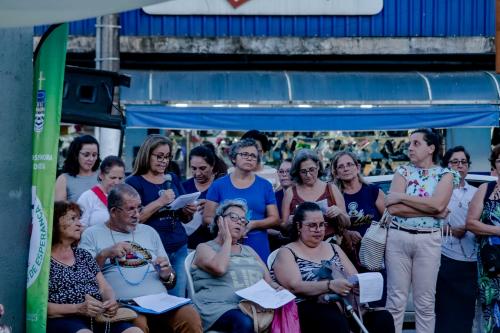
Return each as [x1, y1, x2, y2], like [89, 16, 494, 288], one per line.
[390, 224, 439, 234]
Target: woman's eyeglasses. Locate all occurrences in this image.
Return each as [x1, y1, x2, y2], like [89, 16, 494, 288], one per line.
[151, 153, 172, 162]
[223, 212, 249, 225]
[299, 166, 318, 176]
[79, 151, 98, 159]
[449, 159, 469, 166]
[302, 221, 327, 231]
[237, 152, 258, 161]
[336, 162, 356, 171]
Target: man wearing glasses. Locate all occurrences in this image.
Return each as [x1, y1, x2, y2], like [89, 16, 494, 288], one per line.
[80, 183, 202, 333]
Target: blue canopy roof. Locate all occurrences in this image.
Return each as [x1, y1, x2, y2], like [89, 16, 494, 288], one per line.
[123, 71, 500, 131]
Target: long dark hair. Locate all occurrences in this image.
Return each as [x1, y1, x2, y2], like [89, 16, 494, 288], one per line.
[62, 135, 100, 176]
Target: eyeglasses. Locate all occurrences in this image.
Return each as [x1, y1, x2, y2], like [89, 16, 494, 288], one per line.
[115, 206, 144, 216]
[302, 221, 327, 231]
[336, 162, 356, 171]
[449, 159, 469, 166]
[223, 212, 249, 225]
[299, 166, 318, 176]
[79, 151, 98, 159]
[237, 152, 258, 161]
[278, 169, 290, 176]
[151, 153, 172, 162]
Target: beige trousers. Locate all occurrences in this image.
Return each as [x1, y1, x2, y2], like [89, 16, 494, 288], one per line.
[385, 228, 441, 333]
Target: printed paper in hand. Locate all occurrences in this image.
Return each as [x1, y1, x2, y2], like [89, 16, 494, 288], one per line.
[132, 292, 191, 314]
[315, 199, 329, 214]
[235, 279, 295, 309]
[168, 192, 201, 210]
[357, 272, 384, 303]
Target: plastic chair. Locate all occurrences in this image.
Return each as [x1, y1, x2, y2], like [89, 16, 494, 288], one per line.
[184, 250, 223, 333]
[267, 249, 279, 270]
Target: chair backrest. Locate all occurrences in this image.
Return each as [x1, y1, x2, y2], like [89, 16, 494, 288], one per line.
[267, 249, 279, 270]
[184, 250, 196, 300]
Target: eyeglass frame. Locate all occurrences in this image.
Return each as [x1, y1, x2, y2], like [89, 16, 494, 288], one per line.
[336, 162, 357, 171]
[301, 221, 328, 231]
[299, 166, 319, 176]
[236, 152, 258, 161]
[449, 159, 469, 166]
[223, 212, 249, 225]
[151, 153, 173, 162]
[114, 205, 144, 216]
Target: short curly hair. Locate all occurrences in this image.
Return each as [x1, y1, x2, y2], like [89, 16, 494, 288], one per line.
[228, 138, 261, 165]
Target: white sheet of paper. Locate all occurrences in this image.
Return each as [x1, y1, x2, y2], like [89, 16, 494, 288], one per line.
[315, 199, 329, 214]
[168, 192, 201, 210]
[235, 279, 295, 309]
[357, 272, 384, 303]
[133, 292, 190, 313]
[182, 211, 202, 236]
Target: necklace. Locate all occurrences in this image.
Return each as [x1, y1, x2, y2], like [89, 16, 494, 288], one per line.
[108, 224, 150, 286]
[456, 186, 468, 208]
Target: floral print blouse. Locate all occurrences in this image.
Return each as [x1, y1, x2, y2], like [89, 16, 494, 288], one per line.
[392, 164, 459, 229]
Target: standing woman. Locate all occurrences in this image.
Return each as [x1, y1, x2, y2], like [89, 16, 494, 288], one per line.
[331, 151, 385, 264]
[384, 129, 458, 333]
[281, 149, 349, 241]
[467, 144, 500, 333]
[435, 146, 477, 333]
[182, 145, 217, 249]
[55, 135, 100, 202]
[77, 156, 125, 228]
[126, 134, 196, 297]
[203, 138, 279, 261]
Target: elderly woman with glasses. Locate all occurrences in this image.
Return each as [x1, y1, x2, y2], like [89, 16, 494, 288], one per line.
[272, 202, 394, 333]
[281, 149, 349, 241]
[192, 200, 280, 333]
[204, 138, 280, 261]
[126, 134, 197, 297]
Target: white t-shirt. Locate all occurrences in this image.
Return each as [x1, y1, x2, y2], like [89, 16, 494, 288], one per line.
[77, 189, 109, 228]
[79, 223, 169, 300]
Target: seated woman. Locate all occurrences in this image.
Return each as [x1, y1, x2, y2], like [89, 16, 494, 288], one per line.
[192, 199, 280, 333]
[47, 201, 142, 333]
[272, 202, 394, 333]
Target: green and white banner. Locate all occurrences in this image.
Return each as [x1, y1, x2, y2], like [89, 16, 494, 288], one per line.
[26, 23, 68, 333]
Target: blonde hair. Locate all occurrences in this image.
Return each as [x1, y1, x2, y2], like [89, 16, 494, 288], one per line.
[330, 150, 366, 192]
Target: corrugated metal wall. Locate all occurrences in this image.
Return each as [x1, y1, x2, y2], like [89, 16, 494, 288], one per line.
[35, 0, 495, 37]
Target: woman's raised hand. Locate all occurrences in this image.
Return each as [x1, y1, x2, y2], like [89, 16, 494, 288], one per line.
[217, 216, 232, 244]
[325, 205, 342, 218]
[159, 189, 176, 206]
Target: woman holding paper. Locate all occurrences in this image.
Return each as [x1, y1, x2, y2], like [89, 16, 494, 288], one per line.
[126, 134, 196, 297]
[281, 149, 349, 240]
[272, 202, 394, 333]
[182, 145, 218, 249]
[192, 199, 280, 333]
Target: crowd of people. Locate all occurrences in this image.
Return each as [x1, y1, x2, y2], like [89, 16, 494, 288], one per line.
[42, 128, 500, 333]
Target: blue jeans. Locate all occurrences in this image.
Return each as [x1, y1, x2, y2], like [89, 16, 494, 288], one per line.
[210, 309, 253, 333]
[167, 244, 188, 297]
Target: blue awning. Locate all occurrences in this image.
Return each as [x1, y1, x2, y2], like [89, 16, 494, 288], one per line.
[123, 71, 500, 131]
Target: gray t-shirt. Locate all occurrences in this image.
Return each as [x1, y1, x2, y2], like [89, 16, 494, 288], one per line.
[64, 172, 98, 202]
[79, 223, 169, 300]
[191, 241, 265, 330]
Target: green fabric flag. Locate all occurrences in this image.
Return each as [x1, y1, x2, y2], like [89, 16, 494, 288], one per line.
[26, 23, 68, 333]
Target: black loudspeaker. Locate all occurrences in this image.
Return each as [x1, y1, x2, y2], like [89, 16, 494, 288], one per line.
[62, 66, 131, 129]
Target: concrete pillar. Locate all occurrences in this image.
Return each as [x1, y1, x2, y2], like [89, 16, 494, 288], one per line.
[96, 14, 121, 157]
[0, 27, 34, 331]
